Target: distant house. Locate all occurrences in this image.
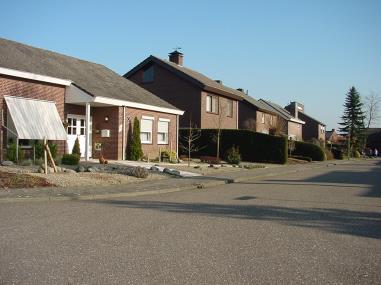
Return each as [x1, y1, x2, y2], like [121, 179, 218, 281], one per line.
[285, 102, 326, 143]
[325, 129, 346, 145]
[238, 93, 278, 134]
[0, 38, 183, 161]
[124, 51, 244, 129]
[259, 99, 305, 140]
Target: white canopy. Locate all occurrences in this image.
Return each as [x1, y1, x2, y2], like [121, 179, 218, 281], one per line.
[5, 96, 67, 140]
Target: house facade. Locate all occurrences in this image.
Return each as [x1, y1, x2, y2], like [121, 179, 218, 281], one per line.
[0, 38, 183, 161]
[285, 102, 326, 143]
[259, 99, 305, 140]
[124, 51, 243, 129]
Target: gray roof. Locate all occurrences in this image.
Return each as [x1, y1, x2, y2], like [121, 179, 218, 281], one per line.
[0, 38, 178, 110]
[125, 55, 245, 100]
[298, 111, 326, 126]
[259, 99, 295, 120]
[242, 94, 277, 114]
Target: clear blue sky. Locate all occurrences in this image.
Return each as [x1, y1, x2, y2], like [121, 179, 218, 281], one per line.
[1, 0, 380, 130]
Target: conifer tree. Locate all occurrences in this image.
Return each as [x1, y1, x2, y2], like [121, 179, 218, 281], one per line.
[72, 137, 81, 156]
[127, 117, 143, 160]
[339, 86, 365, 152]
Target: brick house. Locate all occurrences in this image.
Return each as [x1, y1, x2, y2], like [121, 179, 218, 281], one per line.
[285, 102, 326, 143]
[124, 51, 246, 129]
[259, 99, 305, 140]
[238, 93, 279, 134]
[0, 38, 183, 161]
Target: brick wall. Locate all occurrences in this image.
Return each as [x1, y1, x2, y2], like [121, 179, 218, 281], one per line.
[200, 91, 238, 129]
[126, 108, 178, 160]
[288, 121, 303, 141]
[0, 75, 66, 154]
[127, 64, 200, 128]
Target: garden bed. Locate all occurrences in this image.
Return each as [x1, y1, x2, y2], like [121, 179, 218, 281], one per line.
[0, 170, 53, 189]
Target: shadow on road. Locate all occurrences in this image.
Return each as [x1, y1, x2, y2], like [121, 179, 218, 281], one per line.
[240, 159, 381, 198]
[93, 200, 381, 239]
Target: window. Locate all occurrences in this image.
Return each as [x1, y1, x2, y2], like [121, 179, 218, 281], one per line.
[158, 119, 169, 144]
[67, 118, 77, 135]
[142, 65, 154, 83]
[80, 119, 85, 135]
[206, 95, 219, 113]
[226, 99, 233, 117]
[261, 113, 265, 124]
[140, 117, 153, 144]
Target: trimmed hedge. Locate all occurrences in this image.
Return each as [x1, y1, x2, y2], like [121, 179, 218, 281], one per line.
[179, 129, 288, 164]
[293, 141, 325, 161]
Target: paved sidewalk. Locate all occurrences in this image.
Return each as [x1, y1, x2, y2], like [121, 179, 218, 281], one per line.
[0, 159, 353, 202]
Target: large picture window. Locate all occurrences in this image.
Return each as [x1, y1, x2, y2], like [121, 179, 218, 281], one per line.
[157, 119, 169, 144]
[140, 117, 153, 144]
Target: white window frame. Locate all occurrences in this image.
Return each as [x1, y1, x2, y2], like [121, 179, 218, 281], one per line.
[157, 118, 170, 145]
[261, 113, 265, 124]
[206, 95, 212, 112]
[206, 95, 219, 114]
[140, 116, 154, 144]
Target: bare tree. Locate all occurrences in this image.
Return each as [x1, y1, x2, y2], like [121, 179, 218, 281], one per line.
[364, 92, 380, 129]
[213, 102, 227, 160]
[364, 92, 381, 148]
[180, 118, 202, 167]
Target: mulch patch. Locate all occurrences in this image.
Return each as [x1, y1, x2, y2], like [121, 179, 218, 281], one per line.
[0, 171, 54, 189]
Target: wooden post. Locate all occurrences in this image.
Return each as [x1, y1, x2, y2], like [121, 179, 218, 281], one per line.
[45, 143, 57, 173]
[44, 137, 48, 174]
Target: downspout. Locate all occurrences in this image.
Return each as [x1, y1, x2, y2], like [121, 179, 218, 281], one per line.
[236, 100, 239, 129]
[176, 114, 179, 159]
[122, 106, 126, 160]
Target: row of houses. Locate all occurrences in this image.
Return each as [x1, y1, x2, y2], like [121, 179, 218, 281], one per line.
[0, 38, 326, 161]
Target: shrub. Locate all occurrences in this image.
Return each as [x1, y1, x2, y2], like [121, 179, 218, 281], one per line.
[225, 146, 241, 164]
[353, 150, 361, 158]
[72, 137, 81, 156]
[293, 141, 325, 161]
[6, 143, 25, 162]
[34, 141, 44, 159]
[49, 143, 58, 159]
[161, 149, 177, 163]
[127, 117, 143, 161]
[61, 154, 80, 165]
[331, 147, 344, 159]
[200, 156, 221, 164]
[179, 129, 288, 164]
[290, 155, 312, 162]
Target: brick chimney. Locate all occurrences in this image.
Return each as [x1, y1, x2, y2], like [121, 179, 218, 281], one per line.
[169, 50, 183, 66]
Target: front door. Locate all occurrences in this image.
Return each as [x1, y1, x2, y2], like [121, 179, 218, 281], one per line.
[67, 114, 92, 157]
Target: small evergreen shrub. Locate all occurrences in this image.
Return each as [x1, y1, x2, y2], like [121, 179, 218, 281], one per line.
[49, 143, 58, 159]
[161, 149, 177, 162]
[293, 141, 325, 161]
[61, 154, 80, 165]
[34, 141, 44, 159]
[225, 146, 241, 164]
[353, 150, 361, 158]
[72, 137, 81, 156]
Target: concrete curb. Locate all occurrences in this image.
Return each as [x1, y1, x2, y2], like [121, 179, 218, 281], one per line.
[0, 159, 357, 203]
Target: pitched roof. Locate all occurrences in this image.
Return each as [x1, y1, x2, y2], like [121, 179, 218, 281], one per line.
[242, 94, 277, 115]
[0, 38, 178, 110]
[124, 55, 245, 100]
[259, 99, 305, 124]
[298, 111, 326, 126]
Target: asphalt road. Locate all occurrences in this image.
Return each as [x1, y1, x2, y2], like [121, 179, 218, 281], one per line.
[1, 159, 380, 284]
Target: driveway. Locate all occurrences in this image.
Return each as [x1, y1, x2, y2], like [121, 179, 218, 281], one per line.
[0, 159, 380, 284]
